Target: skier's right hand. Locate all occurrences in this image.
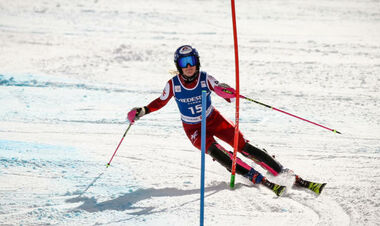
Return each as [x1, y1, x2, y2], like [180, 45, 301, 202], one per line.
[127, 107, 147, 124]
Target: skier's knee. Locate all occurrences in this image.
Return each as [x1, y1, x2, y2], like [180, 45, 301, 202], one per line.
[208, 143, 233, 171]
[207, 143, 250, 176]
[242, 143, 283, 174]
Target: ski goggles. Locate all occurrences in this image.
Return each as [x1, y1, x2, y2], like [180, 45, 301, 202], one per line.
[177, 55, 197, 68]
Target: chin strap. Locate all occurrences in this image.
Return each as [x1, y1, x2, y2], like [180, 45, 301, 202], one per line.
[180, 70, 200, 83]
[180, 73, 198, 83]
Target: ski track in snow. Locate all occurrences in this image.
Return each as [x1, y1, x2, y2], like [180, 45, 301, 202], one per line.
[1, 0, 379, 225]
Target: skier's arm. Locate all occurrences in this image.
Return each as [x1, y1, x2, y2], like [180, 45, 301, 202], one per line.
[127, 81, 173, 124]
[207, 74, 235, 102]
[146, 81, 173, 113]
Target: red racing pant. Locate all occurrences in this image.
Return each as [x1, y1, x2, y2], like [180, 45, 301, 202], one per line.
[182, 108, 247, 153]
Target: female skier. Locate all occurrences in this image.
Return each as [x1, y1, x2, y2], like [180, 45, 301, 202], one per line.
[127, 45, 325, 196]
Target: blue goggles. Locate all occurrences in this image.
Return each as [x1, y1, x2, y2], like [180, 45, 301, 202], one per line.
[178, 55, 197, 68]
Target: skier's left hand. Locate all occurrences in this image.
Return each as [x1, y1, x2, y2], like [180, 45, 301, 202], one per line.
[214, 83, 235, 102]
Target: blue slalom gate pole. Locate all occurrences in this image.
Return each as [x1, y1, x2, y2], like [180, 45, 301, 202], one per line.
[200, 90, 207, 226]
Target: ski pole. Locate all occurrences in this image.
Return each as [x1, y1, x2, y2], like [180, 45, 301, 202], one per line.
[221, 88, 341, 134]
[77, 123, 132, 197]
[107, 123, 133, 167]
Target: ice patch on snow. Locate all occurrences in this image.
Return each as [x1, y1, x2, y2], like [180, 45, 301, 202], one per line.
[0, 139, 77, 160]
[0, 74, 135, 93]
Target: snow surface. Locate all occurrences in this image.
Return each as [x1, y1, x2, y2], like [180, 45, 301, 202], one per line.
[0, 0, 379, 225]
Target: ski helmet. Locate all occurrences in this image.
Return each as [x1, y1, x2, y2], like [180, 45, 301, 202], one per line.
[174, 45, 200, 82]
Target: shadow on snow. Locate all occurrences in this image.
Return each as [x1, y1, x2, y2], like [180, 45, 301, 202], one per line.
[66, 181, 250, 215]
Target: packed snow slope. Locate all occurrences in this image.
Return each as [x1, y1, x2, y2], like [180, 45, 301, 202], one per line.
[0, 0, 379, 225]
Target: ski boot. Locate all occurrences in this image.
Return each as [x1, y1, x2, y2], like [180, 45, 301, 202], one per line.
[262, 178, 286, 197]
[294, 175, 326, 195]
[247, 168, 286, 197]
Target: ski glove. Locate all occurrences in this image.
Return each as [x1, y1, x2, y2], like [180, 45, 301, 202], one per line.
[127, 106, 148, 124]
[214, 83, 236, 100]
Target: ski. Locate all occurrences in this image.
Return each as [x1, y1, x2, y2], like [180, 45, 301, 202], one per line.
[262, 178, 286, 197]
[294, 175, 326, 195]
